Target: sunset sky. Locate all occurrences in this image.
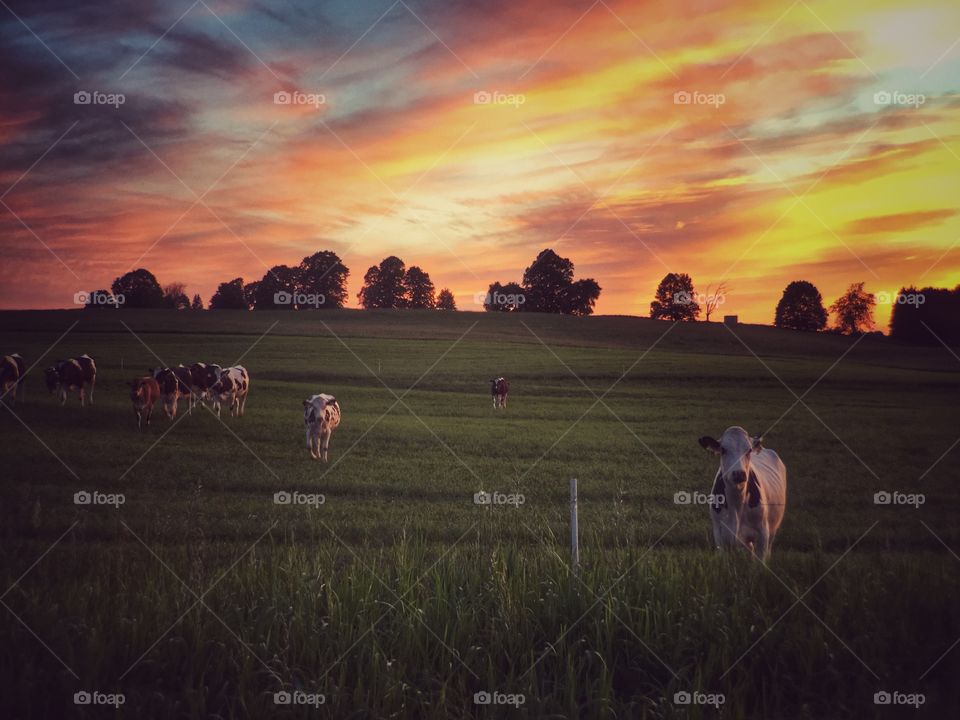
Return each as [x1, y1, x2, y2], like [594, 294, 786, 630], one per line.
[0, 0, 958, 327]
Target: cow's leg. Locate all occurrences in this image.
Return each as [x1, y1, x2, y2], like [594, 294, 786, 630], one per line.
[239, 393, 247, 417]
[321, 428, 331, 462]
[89, 378, 95, 405]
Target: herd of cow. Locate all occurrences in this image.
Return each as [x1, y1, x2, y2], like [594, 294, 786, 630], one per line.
[2, 355, 787, 559]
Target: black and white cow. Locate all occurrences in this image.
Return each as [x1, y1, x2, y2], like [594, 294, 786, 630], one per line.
[698, 426, 787, 562]
[303, 393, 341, 461]
[490, 377, 510, 409]
[189, 362, 218, 405]
[209, 366, 249, 417]
[44, 355, 97, 406]
[1, 353, 25, 406]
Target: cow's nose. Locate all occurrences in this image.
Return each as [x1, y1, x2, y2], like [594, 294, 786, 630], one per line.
[730, 470, 747, 484]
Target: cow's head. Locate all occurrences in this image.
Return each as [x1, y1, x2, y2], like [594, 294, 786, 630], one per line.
[129, 378, 147, 403]
[204, 364, 223, 386]
[699, 426, 762, 485]
[43, 367, 60, 392]
[303, 395, 326, 424]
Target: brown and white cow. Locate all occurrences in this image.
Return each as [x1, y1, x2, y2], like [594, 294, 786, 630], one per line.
[209, 366, 249, 417]
[490, 377, 510, 409]
[303, 393, 341, 461]
[150, 365, 194, 418]
[1, 353, 25, 406]
[130, 376, 161, 430]
[698, 427, 787, 562]
[44, 355, 97, 406]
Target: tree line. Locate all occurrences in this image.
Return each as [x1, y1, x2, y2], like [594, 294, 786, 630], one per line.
[83, 250, 958, 344]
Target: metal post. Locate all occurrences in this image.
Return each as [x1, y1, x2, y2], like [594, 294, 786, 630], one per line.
[570, 478, 579, 572]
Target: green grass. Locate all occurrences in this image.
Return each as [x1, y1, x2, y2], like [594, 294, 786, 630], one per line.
[1, 309, 958, 718]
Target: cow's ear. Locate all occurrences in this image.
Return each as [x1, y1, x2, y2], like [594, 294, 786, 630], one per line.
[302, 400, 310, 408]
[326, 395, 335, 404]
[699, 436, 722, 454]
[751, 436, 763, 451]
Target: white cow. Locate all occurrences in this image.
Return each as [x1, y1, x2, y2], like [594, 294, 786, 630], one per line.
[303, 393, 341, 461]
[209, 366, 249, 417]
[698, 426, 787, 562]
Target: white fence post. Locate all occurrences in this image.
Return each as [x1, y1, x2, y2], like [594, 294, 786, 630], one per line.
[570, 478, 579, 572]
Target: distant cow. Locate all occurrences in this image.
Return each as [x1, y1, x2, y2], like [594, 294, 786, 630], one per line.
[130, 376, 161, 430]
[490, 377, 509, 408]
[150, 365, 194, 418]
[698, 426, 787, 562]
[44, 355, 97, 406]
[1, 353, 25, 406]
[303, 393, 341, 461]
[209, 366, 249, 417]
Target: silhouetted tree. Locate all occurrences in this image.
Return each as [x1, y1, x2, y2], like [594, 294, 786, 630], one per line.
[562, 278, 602, 316]
[359, 256, 407, 308]
[650, 273, 699, 321]
[436, 288, 456, 310]
[774, 280, 828, 331]
[190, 294, 204, 310]
[250, 265, 298, 309]
[830, 282, 875, 335]
[210, 278, 247, 309]
[297, 251, 349, 309]
[483, 281, 526, 312]
[703, 281, 729, 322]
[112, 269, 164, 308]
[404, 266, 436, 309]
[522, 249, 575, 313]
[162, 282, 189, 310]
[890, 286, 960, 345]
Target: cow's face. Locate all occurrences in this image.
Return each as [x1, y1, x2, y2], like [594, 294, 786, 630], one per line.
[44, 367, 59, 392]
[204, 365, 223, 387]
[303, 396, 326, 425]
[699, 426, 761, 485]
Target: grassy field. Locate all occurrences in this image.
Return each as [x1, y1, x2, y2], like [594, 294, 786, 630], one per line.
[1, 309, 959, 718]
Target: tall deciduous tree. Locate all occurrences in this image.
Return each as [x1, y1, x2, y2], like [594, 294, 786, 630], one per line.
[522, 249, 575, 313]
[209, 278, 248, 309]
[358, 256, 407, 308]
[404, 266, 436, 309]
[436, 288, 456, 310]
[650, 273, 700, 321]
[774, 280, 828, 331]
[298, 251, 349, 309]
[111, 268, 164, 308]
[830, 282, 875, 335]
[162, 282, 189, 310]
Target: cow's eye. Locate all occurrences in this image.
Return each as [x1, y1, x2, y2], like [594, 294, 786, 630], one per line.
[720, 448, 726, 455]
